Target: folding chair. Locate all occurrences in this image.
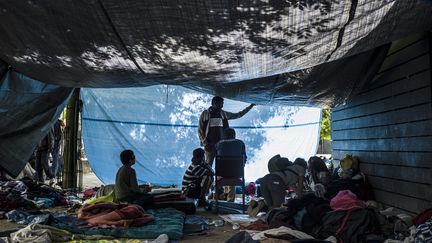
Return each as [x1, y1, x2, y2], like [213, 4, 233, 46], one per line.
[214, 155, 245, 214]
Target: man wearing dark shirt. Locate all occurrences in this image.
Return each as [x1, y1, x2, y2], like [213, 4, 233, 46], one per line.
[215, 128, 246, 202]
[115, 150, 153, 207]
[198, 96, 254, 166]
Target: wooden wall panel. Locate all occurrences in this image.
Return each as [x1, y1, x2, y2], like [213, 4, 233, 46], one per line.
[332, 150, 432, 168]
[374, 190, 431, 214]
[331, 33, 432, 213]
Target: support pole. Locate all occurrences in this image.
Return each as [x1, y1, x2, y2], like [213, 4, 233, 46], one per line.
[62, 88, 80, 189]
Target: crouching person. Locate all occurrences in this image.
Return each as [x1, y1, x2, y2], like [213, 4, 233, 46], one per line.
[260, 155, 307, 209]
[114, 150, 154, 209]
[182, 148, 214, 206]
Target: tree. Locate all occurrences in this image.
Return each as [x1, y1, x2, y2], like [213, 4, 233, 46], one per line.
[320, 107, 331, 140]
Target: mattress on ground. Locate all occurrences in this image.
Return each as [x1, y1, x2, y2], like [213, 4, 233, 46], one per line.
[209, 200, 248, 214]
[153, 199, 198, 214]
[54, 208, 185, 240]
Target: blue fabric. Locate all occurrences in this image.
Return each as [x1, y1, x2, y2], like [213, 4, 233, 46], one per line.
[81, 85, 321, 185]
[0, 69, 73, 176]
[216, 139, 246, 157]
[6, 210, 52, 225]
[34, 198, 55, 209]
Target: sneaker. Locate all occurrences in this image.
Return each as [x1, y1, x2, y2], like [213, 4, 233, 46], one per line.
[248, 200, 266, 217]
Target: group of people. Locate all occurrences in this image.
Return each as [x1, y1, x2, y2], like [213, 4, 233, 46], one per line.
[260, 155, 331, 209]
[113, 95, 332, 210]
[114, 96, 254, 206]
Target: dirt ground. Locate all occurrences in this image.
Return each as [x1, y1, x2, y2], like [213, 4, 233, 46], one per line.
[182, 208, 239, 242]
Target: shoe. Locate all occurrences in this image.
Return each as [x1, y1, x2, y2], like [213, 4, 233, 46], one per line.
[248, 200, 266, 217]
[247, 200, 258, 216]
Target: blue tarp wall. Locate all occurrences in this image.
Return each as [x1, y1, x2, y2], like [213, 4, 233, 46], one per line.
[0, 68, 72, 176]
[81, 85, 321, 185]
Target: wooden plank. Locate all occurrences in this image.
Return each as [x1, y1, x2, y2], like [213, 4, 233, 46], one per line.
[332, 87, 431, 121]
[332, 103, 432, 130]
[386, 33, 425, 56]
[374, 190, 432, 214]
[332, 119, 432, 140]
[332, 136, 432, 152]
[360, 163, 432, 184]
[367, 175, 431, 201]
[332, 150, 432, 168]
[378, 38, 429, 73]
[369, 54, 430, 89]
[332, 71, 430, 115]
[334, 55, 430, 112]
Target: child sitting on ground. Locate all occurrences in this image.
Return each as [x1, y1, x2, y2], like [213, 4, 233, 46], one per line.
[114, 150, 153, 208]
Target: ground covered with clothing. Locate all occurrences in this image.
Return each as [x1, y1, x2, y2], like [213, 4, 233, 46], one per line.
[1, 154, 432, 243]
[1, 181, 432, 242]
[0, 178, 239, 242]
[0, 203, 238, 242]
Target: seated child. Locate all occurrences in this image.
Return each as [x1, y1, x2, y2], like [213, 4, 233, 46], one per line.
[114, 150, 153, 208]
[304, 156, 332, 198]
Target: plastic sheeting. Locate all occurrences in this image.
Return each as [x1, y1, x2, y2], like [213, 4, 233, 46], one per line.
[0, 64, 73, 176]
[81, 85, 321, 185]
[0, 1, 430, 106]
[0, 1, 431, 177]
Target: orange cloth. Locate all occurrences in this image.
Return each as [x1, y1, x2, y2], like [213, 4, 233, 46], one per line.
[78, 202, 154, 227]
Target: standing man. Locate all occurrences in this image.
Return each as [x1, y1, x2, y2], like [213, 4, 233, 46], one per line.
[34, 129, 54, 182]
[198, 96, 254, 166]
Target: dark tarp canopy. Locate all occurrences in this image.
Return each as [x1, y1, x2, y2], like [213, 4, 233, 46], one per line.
[0, 0, 431, 176]
[1, 0, 432, 104]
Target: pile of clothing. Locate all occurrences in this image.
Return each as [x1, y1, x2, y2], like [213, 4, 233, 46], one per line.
[227, 190, 432, 243]
[377, 208, 432, 242]
[0, 223, 170, 243]
[0, 178, 72, 213]
[0, 180, 36, 212]
[227, 190, 381, 242]
[0, 223, 116, 243]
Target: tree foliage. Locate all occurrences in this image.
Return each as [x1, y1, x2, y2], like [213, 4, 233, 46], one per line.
[320, 107, 331, 140]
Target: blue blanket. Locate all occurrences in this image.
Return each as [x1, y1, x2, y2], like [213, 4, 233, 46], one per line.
[55, 208, 185, 240]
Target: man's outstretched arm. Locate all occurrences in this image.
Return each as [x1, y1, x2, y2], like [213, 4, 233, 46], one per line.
[225, 104, 255, 120]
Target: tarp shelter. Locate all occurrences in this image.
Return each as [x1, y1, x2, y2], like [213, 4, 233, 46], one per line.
[1, 0, 432, 178]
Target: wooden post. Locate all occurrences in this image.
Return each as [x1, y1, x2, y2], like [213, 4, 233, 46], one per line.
[62, 88, 80, 189]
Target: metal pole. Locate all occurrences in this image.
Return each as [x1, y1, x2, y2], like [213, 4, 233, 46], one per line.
[62, 88, 80, 189]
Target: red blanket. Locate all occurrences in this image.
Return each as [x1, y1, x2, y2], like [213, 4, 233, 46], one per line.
[78, 202, 154, 227]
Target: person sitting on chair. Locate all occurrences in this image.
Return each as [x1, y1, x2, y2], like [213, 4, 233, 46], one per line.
[182, 148, 214, 206]
[114, 150, 153, 208]
[198, 96, 254, 166]
[215, 128, 246, 202]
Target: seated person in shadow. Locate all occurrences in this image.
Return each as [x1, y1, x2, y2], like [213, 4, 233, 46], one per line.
[215, 128, 246, 202]
[304, 156, 332, 198]
[260, 155, 306, 209]
[182, 148, 214, 206]
[114, 150, 153, 208]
